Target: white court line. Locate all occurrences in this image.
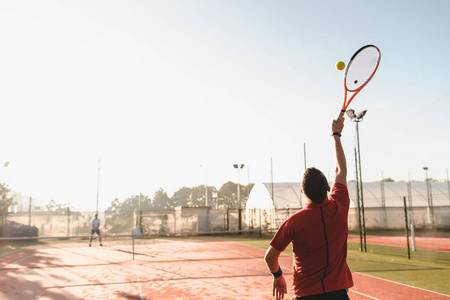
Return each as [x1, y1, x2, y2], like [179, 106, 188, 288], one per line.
[134, 291, 277, 299]
[349, 289, 380, 300]
[0, 253, 36, 270]
[133, 259, 144, 300]
[221, 241, 449, 299]
[0, 248, 23, 258]
[212, 242, 389, 300]
[149, 240, 449, 299]
[354, 272, 450, 298]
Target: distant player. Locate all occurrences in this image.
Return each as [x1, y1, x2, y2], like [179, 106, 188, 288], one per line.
[89, 213, 103, 247]
[264, 118, 353, 299]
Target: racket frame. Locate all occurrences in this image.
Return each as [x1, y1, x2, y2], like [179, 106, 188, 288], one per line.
[337, 45, 381, 122]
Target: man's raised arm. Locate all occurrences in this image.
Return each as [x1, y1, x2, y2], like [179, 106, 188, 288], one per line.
[332, 119, 347, 186]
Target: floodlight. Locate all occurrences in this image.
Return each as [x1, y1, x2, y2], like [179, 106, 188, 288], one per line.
[346, 109, 356, 119]
[357, 110, 368, 120]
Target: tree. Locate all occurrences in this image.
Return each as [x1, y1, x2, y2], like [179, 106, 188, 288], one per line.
[0, 184, 12, 214]
[242, 183, 255, 207]
[205, 185, 219, 209]
[45, 199, 71, 214]
[152, 189, 171, 210]
[219, 181, 236, 201]
[104, 182, 255, 214]
[138, 194, 153, 210]
[0, 183, 13, 234]
[380, 177, 395, 182]
[106, 194, 153, 214]
[171, 187, 192, 208]
[46, 199, 58, 212]
[105, 198, 122, 215]
[189, 185, 208, 207]
[217, 181, 254, 209]
[171, 185, 220, 208]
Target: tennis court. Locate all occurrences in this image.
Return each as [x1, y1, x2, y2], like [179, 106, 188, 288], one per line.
[1, 235, 449, 299]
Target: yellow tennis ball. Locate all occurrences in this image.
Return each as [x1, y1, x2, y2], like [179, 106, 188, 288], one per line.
[336, 61, 345, 71]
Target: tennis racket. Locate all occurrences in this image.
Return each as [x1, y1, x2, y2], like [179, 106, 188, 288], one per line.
[337, 45, 381, 122]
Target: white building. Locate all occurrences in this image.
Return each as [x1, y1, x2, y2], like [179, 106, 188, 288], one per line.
[8, 190, 47, 213]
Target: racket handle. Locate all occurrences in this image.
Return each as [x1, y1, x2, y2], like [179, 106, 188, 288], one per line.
[337, 110, 345, 122]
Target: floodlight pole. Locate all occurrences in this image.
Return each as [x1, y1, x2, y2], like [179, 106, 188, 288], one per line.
[28, 196, 32, 226]
[407, 172, 414, 226]
[139, 193, 142, 228]
[96, 159, 101, 215]
[233, 163, 245, 231]
[447, 168, 450, 205]
[205, 170, 208, 207]
[381, 172, 387, 228]
[67, 202, 70, 237]
[347, 109, 367, 252]
[201, 165, 208, 207]
[423, 167, 433, 225]
[354, 147, 363, 251]
[303, 143, 307, 172]
[1, 162, 10, 234]
[356, 121, 367, 252]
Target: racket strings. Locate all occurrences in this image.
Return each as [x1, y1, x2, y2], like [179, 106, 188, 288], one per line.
[345, 47, 380, 92]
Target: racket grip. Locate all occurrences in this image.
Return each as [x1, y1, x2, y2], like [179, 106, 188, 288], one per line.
[337, 110, 345, 122]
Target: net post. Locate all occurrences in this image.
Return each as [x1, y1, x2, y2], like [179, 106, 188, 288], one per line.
[132, 234, 135, 261]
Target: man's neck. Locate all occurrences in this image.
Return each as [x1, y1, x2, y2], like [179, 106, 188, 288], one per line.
[306, 198, 327, 204]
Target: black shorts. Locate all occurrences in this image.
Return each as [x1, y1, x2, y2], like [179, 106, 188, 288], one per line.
[295, 289, 349, 300]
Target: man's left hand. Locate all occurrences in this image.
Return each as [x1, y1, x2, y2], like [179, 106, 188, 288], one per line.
[272, 275, 287, 300]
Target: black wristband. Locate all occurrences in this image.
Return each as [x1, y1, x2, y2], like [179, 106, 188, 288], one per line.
[332, 132, 342, 137]
[271, 266, 283, 278]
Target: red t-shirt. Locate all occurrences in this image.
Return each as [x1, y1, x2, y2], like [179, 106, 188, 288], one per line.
[270, 183, 353, 297]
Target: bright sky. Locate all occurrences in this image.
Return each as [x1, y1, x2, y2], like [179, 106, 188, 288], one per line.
[0, 0, 449, 211]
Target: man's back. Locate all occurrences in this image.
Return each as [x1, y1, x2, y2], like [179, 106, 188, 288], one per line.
[264, 119, 351, 300]
[270, 183, 353, 297]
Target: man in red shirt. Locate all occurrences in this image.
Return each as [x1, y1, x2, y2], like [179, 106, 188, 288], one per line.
[264, 118, 353, 300]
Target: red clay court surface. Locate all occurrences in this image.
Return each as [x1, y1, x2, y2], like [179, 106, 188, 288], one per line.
[0, 236, 449, 300]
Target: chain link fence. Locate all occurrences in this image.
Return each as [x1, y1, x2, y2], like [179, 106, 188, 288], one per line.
[2, 205, 449, 238]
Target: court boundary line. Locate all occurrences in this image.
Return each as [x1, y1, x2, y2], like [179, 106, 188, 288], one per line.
[348, 289, 380, 300]
[0, 248, 25, 258]
[354, 272, 450, 297]
[207, 240, 445, 299]
[207, 240, 385, 300]
[44, 273, 274, 290]
[0, 253, 36, 270]
[0, 244, 134, 271]
[133, 259, 144, 300]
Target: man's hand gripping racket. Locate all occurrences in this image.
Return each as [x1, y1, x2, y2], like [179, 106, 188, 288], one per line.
[337, 45, 381, 122]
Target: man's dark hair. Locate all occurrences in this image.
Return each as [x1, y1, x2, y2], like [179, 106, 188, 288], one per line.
[301, 167, 330, 203]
